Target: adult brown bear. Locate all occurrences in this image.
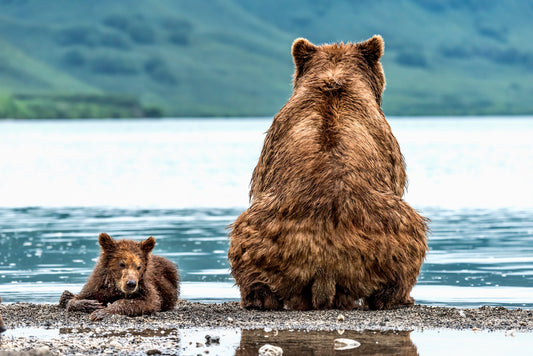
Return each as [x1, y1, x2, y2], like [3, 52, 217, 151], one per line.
[228, 36, 428, 311]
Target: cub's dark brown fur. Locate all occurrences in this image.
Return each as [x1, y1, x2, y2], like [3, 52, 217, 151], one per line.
[228, 36, 428, 311]
[59, 233, 179, 320]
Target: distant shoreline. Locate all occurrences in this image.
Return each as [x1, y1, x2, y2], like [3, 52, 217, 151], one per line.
[2, 114, 533, 121]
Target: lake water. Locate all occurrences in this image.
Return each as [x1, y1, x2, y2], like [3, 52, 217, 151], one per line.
[0, 117, 532, 308]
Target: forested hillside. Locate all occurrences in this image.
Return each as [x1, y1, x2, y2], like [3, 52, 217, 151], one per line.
[0, 0, 532, 118]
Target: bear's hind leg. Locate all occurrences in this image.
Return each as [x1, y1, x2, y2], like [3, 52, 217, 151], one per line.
[285, 284, 312, 310]
[311, 277, 335, 310]
[240, 283, 283, 310]
[334, 286, 359, 310]
[364, 283, 414, 310]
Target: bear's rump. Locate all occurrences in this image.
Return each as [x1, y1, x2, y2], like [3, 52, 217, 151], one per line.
[236, 219, 399, 287]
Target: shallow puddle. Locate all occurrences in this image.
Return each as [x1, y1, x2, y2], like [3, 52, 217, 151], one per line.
[2, 327, 532, 355]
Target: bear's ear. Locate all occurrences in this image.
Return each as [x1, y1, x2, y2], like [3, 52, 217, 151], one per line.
[358, 35, 384, 64]
[99, 233, 116, 252]
[292, 38, 317, 77]
[141, 236, 156, 254]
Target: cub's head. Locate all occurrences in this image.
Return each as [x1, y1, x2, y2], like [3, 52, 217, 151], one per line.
[291, 35, 386, 105]
[98, 233, 155, 295]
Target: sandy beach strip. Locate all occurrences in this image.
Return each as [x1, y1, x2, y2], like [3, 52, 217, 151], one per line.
[0, 301, 532, 355]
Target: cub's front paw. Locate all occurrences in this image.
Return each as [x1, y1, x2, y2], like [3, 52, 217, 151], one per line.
[68, 299, 103, 313]
[89, 308, 110, 321]
[59, 290, 75, 308]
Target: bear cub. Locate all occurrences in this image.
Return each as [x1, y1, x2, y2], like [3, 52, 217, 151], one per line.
[60, 233, 179, 320]
[228, 36, 428, 311]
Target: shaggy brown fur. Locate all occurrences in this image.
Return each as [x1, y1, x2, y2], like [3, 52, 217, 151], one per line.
[0, 297, 6, 333]
[59, 233, 179, 320]
[228, 36, 428, 311]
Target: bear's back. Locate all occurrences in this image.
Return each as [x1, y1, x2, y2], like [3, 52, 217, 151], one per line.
[250, 41, 406, 217]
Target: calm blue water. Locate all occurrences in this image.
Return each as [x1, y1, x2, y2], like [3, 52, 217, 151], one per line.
[0, 117, 532, 308]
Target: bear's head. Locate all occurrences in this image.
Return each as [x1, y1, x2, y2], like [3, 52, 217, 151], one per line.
[291, 36, 385, 105]
[98, 233, 155, 295]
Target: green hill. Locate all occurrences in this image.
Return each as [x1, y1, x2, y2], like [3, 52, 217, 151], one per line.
[0, 0, 532, 118]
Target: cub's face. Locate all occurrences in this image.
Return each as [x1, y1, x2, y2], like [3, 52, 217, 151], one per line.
[291, 36, 386, 105]
[98, 233, 155, 295]
[113, 248, 146, 294]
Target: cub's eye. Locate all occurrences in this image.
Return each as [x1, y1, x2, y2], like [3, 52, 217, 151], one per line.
[137, 265, 141, 270]
[119, 262, 126, 268]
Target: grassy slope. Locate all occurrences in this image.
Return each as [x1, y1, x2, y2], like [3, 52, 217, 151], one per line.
[0, 0, 532, 117]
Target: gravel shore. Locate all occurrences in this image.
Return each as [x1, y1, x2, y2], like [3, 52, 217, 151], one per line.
[1, 301, 532, 355]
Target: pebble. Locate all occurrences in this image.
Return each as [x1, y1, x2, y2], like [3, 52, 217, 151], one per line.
[109, 340, 121, 348]
[258, 344, 283, 356]
[205, 334, 220, 345]
[36, 346, 51, 355]
[337, 314, 345, 322]
[334, 338, 361, 350]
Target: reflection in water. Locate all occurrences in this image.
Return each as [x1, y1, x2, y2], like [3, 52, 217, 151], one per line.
[236, 329, 417, 356]
[3, 327, 533, 355]
[2, 326, 417, 355]
[59, 326, 180, 340]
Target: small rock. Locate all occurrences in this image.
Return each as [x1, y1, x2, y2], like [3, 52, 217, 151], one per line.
[205, 334, 220, 345]
[227, 317, 234, 322]
[36, 346, 50, 355]
[334, 338, 361, 351]
[337, 314, 345, 322]
[146, 350, 162, 355]
[196, 342, 205, 348]
[259, 344, 283, 356]
[109, 340, 121, 348]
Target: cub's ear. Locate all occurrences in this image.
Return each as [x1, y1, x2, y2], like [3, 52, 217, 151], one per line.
[141, 236, 156, 254]
[358, 35, 384, 63]
[292, 38, 317, 78]
[98, 233, 115, 252]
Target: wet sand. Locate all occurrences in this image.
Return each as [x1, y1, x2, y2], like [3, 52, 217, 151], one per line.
[0, 301, 532, 355]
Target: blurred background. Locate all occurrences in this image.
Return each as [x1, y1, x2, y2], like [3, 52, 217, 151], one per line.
[0, 0, 532, 119]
